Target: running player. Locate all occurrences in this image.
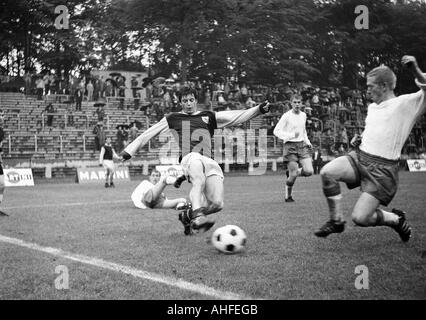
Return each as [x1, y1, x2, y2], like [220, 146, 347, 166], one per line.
[99, 137, 120, 188]
[273, 94, 313, 202]
[315, 55, 425, 242]
[121, 86, 270, 235]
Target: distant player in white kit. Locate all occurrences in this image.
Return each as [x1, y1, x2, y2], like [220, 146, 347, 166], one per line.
[273, 94, 313, 202]
[99, 137, 120, 188]
[131, 169, 187, 210]
[315, 55, 426, 242]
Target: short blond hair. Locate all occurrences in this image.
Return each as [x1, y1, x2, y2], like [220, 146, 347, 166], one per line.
[367, 65, 397, 90]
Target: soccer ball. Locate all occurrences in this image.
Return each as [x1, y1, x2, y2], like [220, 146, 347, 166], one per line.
[211, 225, 247, 254]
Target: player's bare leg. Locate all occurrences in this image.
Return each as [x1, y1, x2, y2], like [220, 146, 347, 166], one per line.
[0, 175, 7, 217]
[162, 198, 188, 210]
[203, 175, 224, 215]
[352, 192, 411, 242]
[315, 156, 357, 237]
[285, 161, 299, 202]
[298, 157, 314, 177]
[186, 159, 215, 232]
[105, 168, 110, 188]
[148, 175, 176, 200]
[109, 169, 115, 188]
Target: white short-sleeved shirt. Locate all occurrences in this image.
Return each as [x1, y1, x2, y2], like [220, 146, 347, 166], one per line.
[360, 80, 426, 160]
[131, 180, 154, 209]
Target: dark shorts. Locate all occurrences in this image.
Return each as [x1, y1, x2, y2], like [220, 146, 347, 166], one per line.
[346, 150, 399, 206]
[283, 141, 312, 163]
[142, 189, 166, 209]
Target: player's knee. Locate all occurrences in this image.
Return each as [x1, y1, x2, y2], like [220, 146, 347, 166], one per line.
[288, 167, 298, 178]
[142, 190, 156, 209]
[320, 170, 340, 197]
[352, 213, 369, 226]
[302, 168, 313, 177]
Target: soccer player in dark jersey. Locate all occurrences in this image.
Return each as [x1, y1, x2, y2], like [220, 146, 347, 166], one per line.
[99, 137, 120, 188]
[120, 86, 270, 235]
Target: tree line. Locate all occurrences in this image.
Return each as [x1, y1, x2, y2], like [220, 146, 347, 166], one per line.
[1, 0, 425, 93]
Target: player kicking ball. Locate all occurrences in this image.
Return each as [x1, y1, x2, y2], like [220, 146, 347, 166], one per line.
[99, 137, 120, 188]
[315, 55, 426, 242]
[120, 86, 270, 235]
[273, 94, 313, 202]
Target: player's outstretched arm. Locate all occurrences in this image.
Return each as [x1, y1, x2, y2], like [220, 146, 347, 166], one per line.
[402, 55, 426, 85]
[401, 56, 426, 113]
[215, 101, 270, 128]
[120, 117, 169, 160]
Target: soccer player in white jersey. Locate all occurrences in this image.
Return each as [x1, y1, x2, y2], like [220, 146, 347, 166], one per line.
[273, 94, 313, 202]
[131, 169, 188, 211]
[315, 55, 426, 242]
[121, 86, 270, 235]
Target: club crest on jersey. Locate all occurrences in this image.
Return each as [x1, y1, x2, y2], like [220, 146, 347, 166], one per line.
[201, 116, 209, 124]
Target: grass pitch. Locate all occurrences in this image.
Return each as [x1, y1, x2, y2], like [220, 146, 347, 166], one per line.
[0, 172, 425, 300]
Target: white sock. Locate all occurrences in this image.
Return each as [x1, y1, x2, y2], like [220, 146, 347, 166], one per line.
[327, 194, 343, 222]
[376, 209, 399, 226]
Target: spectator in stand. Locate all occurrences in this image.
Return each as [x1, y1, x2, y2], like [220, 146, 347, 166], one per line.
[75, 87, 83, 111]
[335, 126, 348, 150]
[116, 125, 126, 153]
[245, 96, 256, 109]
[36, 77, 45, 100]
[43, 74, 50, 95]
[240, 84, 248, 102]
[129, 122, 139, 142]
[94, 104, 106, 122]
[312, 147, 322, 175]
[87, 80, 94, 102]
[218, 92, 226, 105]
[93, 122, 106, 151]
[44, 103, 55, 127]
[171, 91, 179, 111]
[49, 73, 56, 94]
[24, 72, 32, 95]
[163, 88, 172, 111]
[105, 79, 113, 97]
[122, 125, 129, 149]
[99, 76, 105, 99]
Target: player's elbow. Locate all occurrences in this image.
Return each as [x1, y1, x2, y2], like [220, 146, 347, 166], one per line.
[272, 128, 280, 138]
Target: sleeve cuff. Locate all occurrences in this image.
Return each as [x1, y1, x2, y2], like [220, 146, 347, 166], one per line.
[415, 77, 426, 90]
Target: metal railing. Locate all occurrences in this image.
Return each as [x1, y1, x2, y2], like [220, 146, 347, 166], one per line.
[41, 112, 90, 130]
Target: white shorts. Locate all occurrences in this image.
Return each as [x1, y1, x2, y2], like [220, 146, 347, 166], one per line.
[180, 152, 224, 180]
[103, 160, 114, 171]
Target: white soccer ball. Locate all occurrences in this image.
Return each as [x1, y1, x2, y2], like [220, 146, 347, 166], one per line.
[211, 225, 247, 254]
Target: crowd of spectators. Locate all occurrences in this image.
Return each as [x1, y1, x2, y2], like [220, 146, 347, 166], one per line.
[1, 70, 425, 158]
